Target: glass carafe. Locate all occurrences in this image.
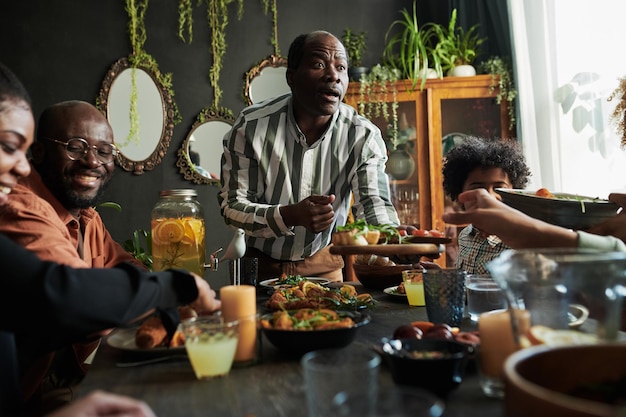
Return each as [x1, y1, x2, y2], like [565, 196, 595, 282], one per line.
[151, 189, 206, 275]
[486, 249, 626, 342]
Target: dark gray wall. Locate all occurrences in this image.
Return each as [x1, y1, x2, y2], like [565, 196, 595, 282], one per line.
[0, 0, 413, 285]
[0, 1, 507, 285]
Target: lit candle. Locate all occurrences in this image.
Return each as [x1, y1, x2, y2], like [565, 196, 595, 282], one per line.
[478, 308, 530, 378]
[219, 285, 257, 363]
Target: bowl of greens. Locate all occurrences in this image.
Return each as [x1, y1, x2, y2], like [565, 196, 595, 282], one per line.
[495, 188, 619, 230]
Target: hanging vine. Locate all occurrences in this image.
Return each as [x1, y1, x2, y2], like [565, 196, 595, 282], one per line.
[259, 0, 280, 56]
[176, 0, 242, 112]
[125, 0, 181, 147]
[177, 0, 194, 43]
[208, 0, 243, 108]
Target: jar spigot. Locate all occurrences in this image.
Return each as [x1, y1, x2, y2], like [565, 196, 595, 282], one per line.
[204, 247, 223, 271]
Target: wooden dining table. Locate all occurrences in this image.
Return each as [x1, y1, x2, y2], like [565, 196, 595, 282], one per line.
[78, 283, 505, 417]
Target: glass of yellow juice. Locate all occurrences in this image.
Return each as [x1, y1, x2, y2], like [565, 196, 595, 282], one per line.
[179, 316, 239, 380]
[402, 269, 425, 307]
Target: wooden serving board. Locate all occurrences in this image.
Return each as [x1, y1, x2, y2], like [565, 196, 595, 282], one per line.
[330, 243, 444, 256]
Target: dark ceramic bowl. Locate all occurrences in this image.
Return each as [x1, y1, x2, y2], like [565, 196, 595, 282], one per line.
[260, 310, 370, 355]
[352, 264, 414, 290]
[377, 338, 471, 398]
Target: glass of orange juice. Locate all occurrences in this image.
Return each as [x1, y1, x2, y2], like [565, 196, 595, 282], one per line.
[179, 316, 239, 380]
[402, 269, 425, 307]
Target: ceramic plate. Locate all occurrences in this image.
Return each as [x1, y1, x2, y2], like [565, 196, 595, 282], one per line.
[384, 285, 407, 298]
[496, 188, 619, 230]
[259, 277, 331, 290]
[106, 327, 186, 356]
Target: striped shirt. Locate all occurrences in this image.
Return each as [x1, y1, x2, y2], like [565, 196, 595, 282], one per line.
[218, 94, 400, 261]
[456, 224, 509, 274]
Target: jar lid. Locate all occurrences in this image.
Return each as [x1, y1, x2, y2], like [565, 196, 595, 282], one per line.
[159, 189, 198, 197]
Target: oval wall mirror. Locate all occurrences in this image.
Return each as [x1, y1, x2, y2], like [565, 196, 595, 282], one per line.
[177, 107, 235, 185]
[98, 57, 175, 175]
[244, 54, 290, 105]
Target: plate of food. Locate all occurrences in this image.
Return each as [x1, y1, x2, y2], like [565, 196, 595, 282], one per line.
[259, 275, 331, 290]
[106, 306, 197, 355]
[106, 327, 186, 356]
[384, 284, 407, 298]
[496, 188, 620, 230]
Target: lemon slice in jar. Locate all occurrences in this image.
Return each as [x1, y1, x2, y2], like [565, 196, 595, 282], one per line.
[153, 219, 186, 245]
[181, 218, 205, 245]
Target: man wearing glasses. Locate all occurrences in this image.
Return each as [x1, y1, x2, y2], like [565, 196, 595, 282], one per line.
[0, 100, 145, 414]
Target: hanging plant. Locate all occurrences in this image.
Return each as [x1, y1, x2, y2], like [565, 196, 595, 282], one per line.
[358, 64, 403, 151]
[206, 0, 244, 107]
[479, 56, 517, 132]
[177, 0, 194, 43]
[259, 0, 280, 56]
[608, 76, 626, 148]
[125, 0, 182, 147]
[175, 0, 243, 108]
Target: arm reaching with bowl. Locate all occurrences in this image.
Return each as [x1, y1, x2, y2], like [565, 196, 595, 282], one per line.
[584, 193, 626, 242]
[442, 189, 626, 251]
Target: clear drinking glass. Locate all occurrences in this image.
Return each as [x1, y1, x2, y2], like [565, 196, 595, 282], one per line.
[301, 348, 380, 417]
[465, 274, 505, 322]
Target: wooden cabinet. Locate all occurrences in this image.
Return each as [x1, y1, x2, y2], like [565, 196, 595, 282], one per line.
[344, 74, 513, 267]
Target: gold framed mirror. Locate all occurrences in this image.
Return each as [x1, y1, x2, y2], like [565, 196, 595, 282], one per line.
[98, 56, 175, 175]
[243, 54, 290, 105]
[176, 107, 234, 185]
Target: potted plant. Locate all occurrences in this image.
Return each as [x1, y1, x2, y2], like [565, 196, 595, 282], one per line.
[430, 8, 486, 77]
[609, 75, 626, 148]
[342, 27, 368, 82]
[479, 56, 517, 131]
[382, 0, 442, 90]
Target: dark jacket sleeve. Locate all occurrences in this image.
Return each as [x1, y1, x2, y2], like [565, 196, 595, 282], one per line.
[0, 234, 198, 347]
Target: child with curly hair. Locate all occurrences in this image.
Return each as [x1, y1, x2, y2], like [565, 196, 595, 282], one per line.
[442, 136, 531, 273]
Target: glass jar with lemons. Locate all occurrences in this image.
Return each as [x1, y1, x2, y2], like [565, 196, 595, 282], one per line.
[151, 189, 205, 275]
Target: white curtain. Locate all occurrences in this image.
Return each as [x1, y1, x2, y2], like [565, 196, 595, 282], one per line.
[507, 0, 626, 197]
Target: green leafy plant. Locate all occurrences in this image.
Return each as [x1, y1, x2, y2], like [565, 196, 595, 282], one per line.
[342, 28, 367, 67]
[479, 56, 517, 131]
[430, 9, 486, 73]
[358, 64, 401, 149]
[382, 0, 441, 90]
[608, 75, 626, 148]
[123, 229, 153, 270]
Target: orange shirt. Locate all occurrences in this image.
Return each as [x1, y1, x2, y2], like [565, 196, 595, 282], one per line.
[0, 166, 146, 405]
[0, 167, 143, 269]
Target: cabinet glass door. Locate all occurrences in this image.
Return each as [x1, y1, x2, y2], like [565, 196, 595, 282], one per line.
[367, 100, 421, 228]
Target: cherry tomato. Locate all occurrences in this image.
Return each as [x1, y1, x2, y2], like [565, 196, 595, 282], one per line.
[411, 229, 430, 237]
[428, 230, 445, 238]
[398, 229, 407, 237]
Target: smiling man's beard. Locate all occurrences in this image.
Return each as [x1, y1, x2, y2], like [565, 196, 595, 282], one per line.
[58, 178, 111, 209]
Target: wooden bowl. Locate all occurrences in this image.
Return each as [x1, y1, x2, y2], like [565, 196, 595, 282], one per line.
[504, 344, 626, 417]
[352, 264, 415, 290]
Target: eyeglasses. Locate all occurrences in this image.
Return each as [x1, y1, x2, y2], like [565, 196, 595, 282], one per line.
[44, 137, 118, 164]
